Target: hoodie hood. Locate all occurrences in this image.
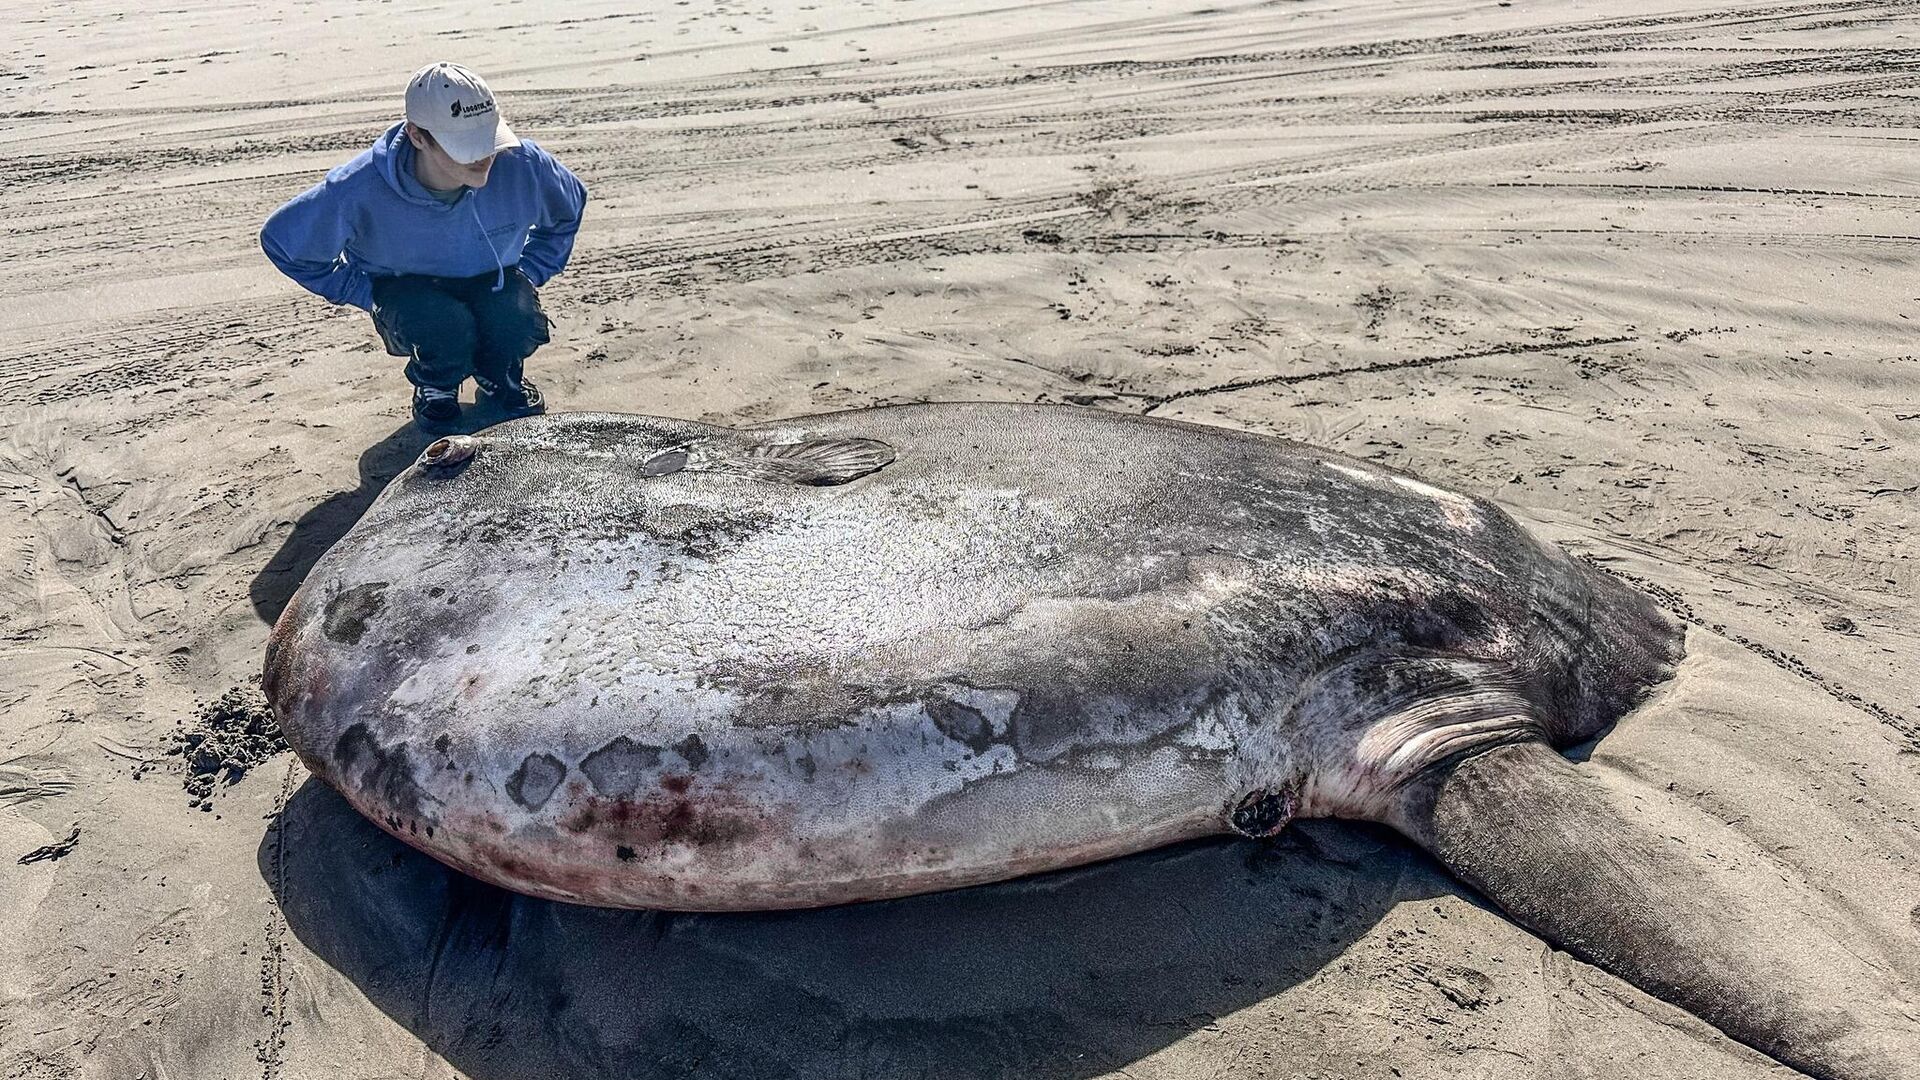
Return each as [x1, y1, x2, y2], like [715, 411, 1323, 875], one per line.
[373, 122, 456, 209]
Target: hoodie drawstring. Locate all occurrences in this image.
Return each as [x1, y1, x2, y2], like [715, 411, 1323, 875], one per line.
[468, 198, 507, 292]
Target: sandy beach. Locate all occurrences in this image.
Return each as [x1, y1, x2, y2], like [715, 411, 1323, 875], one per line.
[2, 0, 1917, 1077]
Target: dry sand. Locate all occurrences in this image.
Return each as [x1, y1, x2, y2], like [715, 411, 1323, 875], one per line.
[3, 0, 1918, 1077]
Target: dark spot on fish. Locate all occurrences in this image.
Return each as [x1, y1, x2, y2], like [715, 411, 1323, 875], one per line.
[674, 733, 710, 769]
[428, 587, 445, 598]
[648, 505, 774, 560]
[1230, 787, 1297, 839]
[433, 733, 451, 754]
[1402, 590, 1490, 650]
[561, 792, 676, 835]
[334, 722, 434, 823]
[494, 853, 535, 881]
[616, 845, 637, 862]
[322, 582, 388, 646]
[466, 643, 481, 655]
[1434, 591, 1489, 636]
[580, 736, 662, 798]
[562, 801, 608, 832]
[560, 791, 761, 848]
[1006, 688, 1108, 763]
[261, 634, 290, 707]
[928, 699, 994, 754]
[657, 799, 756, 846]
[505, 752, 567, 811]
[661, 774, 691, 795]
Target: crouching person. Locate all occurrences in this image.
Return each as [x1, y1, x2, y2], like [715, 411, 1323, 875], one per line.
[261, 62, 588, 434]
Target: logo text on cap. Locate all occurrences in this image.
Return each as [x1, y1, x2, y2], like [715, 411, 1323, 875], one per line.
[447, 97, 497, 120]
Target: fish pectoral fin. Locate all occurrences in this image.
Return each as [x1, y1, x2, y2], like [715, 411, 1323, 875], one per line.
[693, 437, 896, 486]
[1395, 741, 1917, 1080]
[1295, 651, 1545, 820]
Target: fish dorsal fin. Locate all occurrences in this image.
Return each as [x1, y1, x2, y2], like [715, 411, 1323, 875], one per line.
[681, 437, 895, 486]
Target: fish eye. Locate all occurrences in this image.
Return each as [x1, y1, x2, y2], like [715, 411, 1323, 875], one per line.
[419, 435, 477, 469]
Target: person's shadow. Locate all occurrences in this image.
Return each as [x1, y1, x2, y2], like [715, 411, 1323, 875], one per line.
[265, 779, 1446, 1080]
[249, 422, 428, 626]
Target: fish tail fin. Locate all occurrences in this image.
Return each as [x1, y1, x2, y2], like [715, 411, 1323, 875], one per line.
[1394, 741, 1918, 1080]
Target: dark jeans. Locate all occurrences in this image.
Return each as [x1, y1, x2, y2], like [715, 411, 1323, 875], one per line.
[370, 269, 551, 393]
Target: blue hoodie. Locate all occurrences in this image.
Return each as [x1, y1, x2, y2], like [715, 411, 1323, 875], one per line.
[260, 123, 587, 311]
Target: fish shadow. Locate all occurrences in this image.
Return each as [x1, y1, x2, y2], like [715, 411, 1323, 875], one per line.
[249, 422, 427, 625]
[265, 778, 1450, 1080]
[248, 404, 555, 626]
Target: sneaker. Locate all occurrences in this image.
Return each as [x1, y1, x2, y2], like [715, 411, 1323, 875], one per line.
[477, 376, 547, 419]
[411, 385, 463, 435]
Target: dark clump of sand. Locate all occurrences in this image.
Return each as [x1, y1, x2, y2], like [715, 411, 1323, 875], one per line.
[169, 685, 287, 810]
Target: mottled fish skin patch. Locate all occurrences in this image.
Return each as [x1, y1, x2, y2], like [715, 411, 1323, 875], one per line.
[579, 736, 663, 798]
[332, 722, 437, 831]
[673, 733, 710, 769]
[927, 699, 995, 755]
[321, 582, 388, 646]
[506, 753, 567, 811]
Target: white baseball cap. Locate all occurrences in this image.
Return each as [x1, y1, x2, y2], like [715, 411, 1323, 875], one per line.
[404, 62, 521, 164]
